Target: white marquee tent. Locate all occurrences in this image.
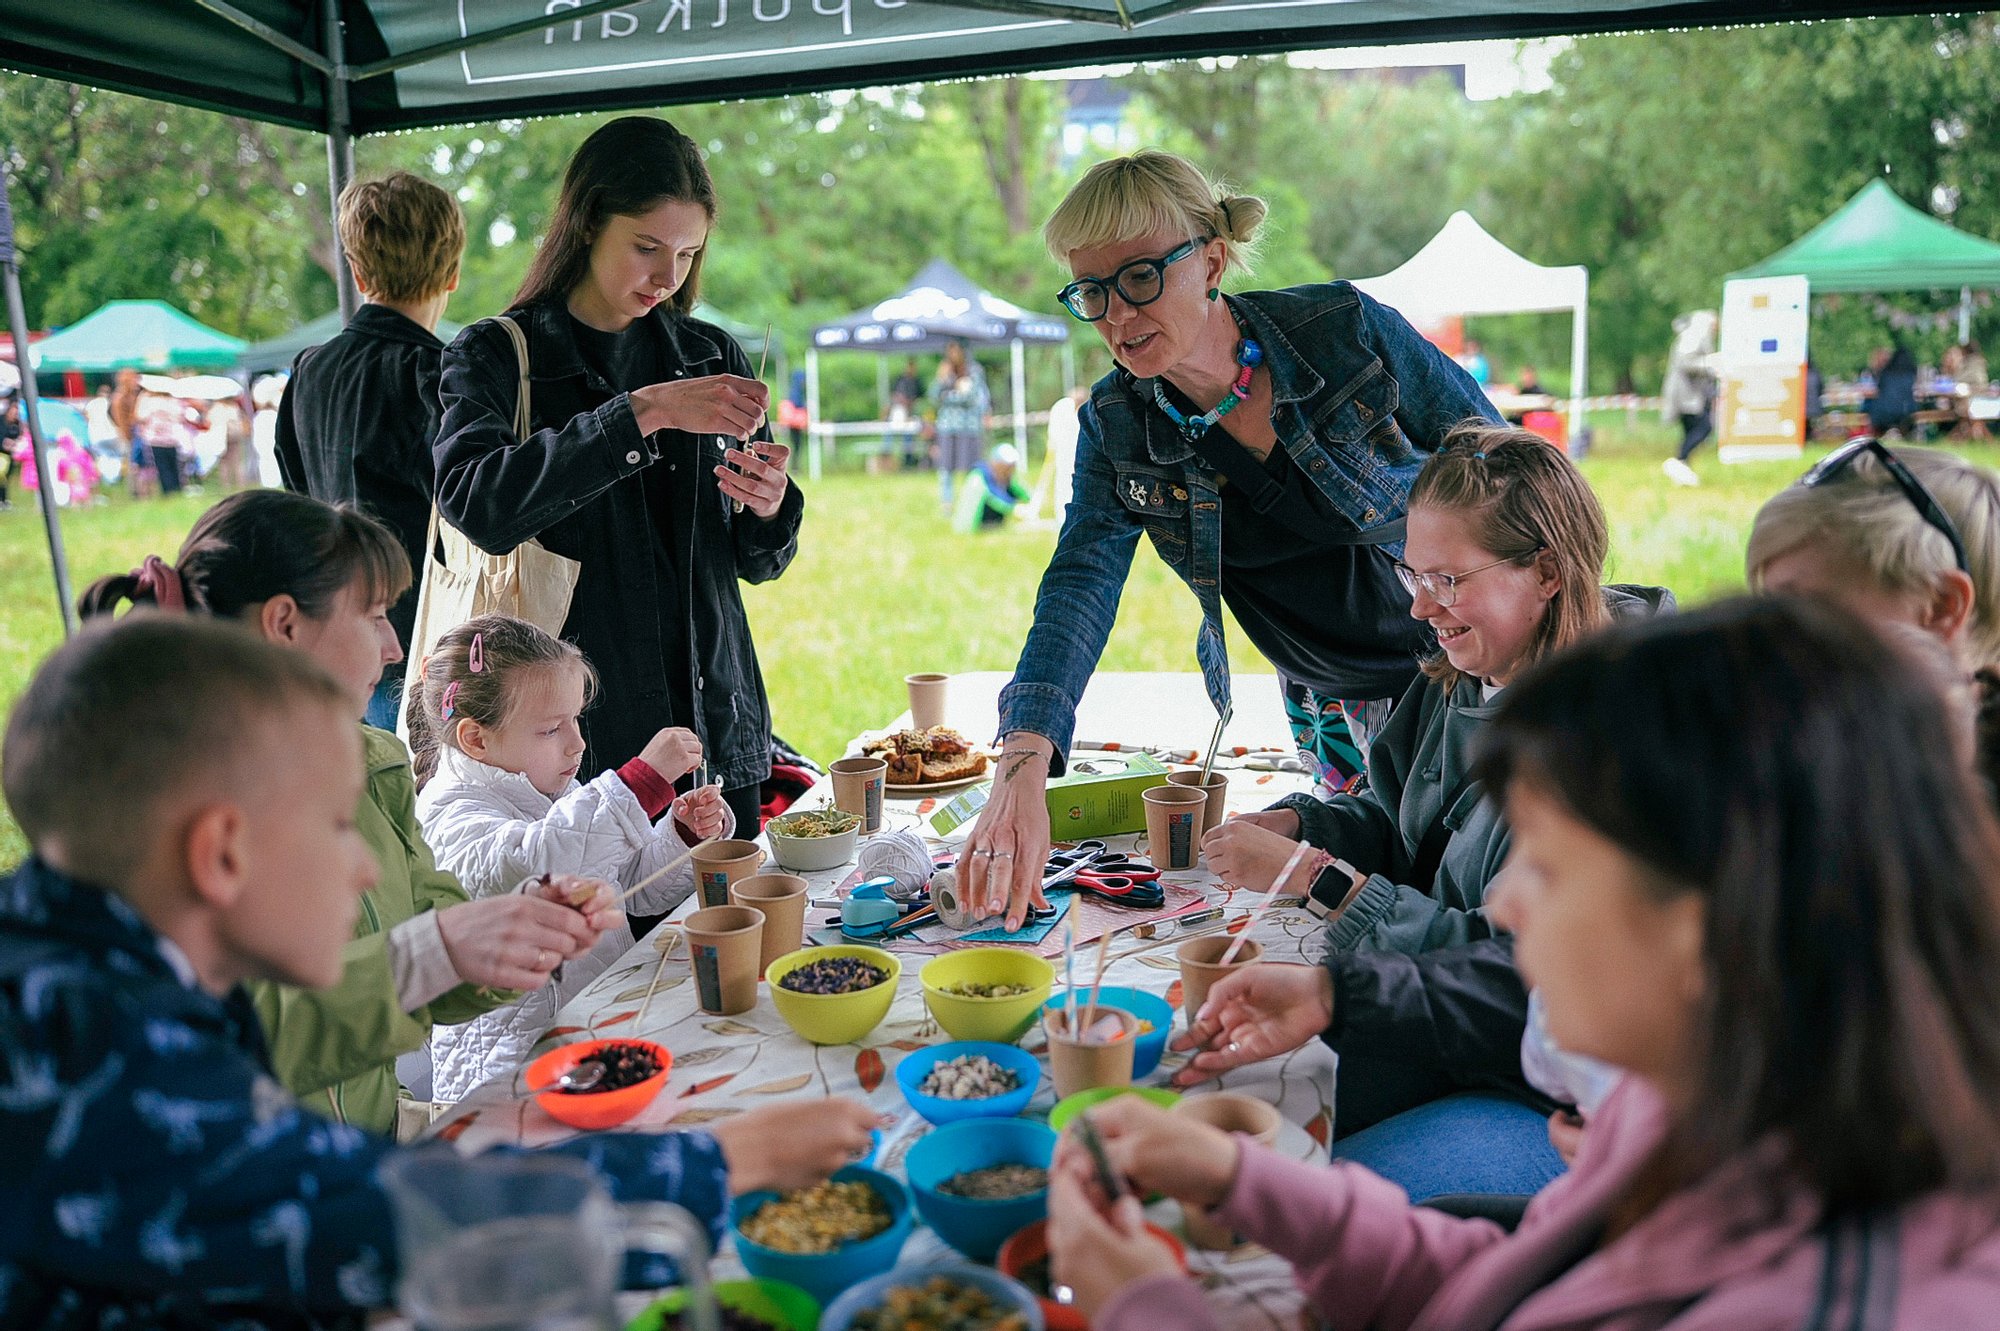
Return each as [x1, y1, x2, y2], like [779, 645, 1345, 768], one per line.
[1352, 211, 1590, 430]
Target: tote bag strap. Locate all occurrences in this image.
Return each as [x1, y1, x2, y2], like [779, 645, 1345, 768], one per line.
[490, 314, 533, 438]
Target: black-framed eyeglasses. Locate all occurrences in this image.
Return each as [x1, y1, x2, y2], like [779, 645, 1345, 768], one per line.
[1392, 551, 1537, 608]
[1800, 435, 1969, 573]
[1056, 239, 1204, 322]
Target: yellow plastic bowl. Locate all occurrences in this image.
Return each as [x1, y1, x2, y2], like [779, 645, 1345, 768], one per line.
[919, 949, 1057, 1044]
[766, 946, 902, 1045]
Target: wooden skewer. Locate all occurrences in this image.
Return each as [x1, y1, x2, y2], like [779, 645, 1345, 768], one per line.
[1217, 841, 1311, 966]
[612, 836, 712, 908]
[635, 931, 681, 1029]
[1083, 926, 1116, 1032]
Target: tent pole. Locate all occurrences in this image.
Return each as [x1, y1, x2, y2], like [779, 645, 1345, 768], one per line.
[1569, 291, 1589, 456]
[0, 165, 79, 638]
[1062, 340, 1076, 394]
[324, 2, 359, 322]
[876, 356, 890, 417]
[1962, 286, 1974, 346]
[1010, 339, 1027, 458]
[806, 350, 822, 483]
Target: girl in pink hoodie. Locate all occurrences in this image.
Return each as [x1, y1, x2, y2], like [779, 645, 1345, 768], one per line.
[1050, 596, 2000, 1331]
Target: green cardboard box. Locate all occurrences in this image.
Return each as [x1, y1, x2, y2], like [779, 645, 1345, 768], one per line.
[929, 752, 1171, 839]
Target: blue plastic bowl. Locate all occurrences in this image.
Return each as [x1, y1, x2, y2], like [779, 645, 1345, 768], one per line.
[1042, 986, 1174, 1078]
[894, 1041, 1041, 1125]
[820, 1261, 1045, 1331]
[902, 1118, 1056, 1262]
[731, 1165, 914, 1304]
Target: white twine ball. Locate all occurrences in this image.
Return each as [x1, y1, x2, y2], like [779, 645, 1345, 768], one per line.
[854, 829, 936, 900]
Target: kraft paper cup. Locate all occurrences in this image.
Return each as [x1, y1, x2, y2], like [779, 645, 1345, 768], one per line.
[730, 873, 810, 977]
[830, 757, 888, 834]
[1166, 770, 1229, 835]
[1171, 1093, 1282, 1249]
[691, 838, 766, 910]
[1045, 1004, 1139, 1100]
[905, 673, 949, 731]
[684, 905, 764, 1016]
[1142, 785, 1208, 870]
[1175, 935, 1264, 1030]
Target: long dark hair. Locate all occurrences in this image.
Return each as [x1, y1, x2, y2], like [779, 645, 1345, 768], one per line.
[1478, 596, 2000, 1212]
[514, 117, 716, 314]
[77, 489, 410, 622]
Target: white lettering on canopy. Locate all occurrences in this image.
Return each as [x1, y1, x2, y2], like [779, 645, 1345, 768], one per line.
[873, 287, 970, 322]
[534, 0, 909, 41]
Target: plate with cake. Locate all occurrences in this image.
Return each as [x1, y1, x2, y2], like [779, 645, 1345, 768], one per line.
[857, 726, 992, 795]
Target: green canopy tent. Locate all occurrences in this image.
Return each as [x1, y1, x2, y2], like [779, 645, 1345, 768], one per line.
[33, 298, 247, 373]
[1731, 179, 2000, 340]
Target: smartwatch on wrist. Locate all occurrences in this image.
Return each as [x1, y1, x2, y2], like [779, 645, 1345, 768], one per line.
[1304, 858, 1368, 920]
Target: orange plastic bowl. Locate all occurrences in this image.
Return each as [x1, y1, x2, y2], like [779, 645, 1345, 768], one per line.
[997, 1217, 1186, 1331]
[525, 1037, 673, 1130]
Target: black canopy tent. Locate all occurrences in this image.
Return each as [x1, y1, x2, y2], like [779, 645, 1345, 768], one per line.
[808, 258, 1070, 477]
[0, 0, 1962, 635]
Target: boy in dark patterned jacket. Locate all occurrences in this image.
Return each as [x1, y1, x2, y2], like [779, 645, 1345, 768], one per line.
[0, 616, 872, 1329]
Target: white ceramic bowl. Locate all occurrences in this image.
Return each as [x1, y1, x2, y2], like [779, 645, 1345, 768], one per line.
[766, 817, 861, 872]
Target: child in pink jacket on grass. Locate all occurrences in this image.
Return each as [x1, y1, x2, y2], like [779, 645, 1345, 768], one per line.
[1051, 597, 2000, 1331]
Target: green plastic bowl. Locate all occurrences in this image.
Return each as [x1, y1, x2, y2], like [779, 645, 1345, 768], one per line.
[626, 1278, 819, 1331]
[1046, 1085, 1180, 1133]
[918, 949, 1056, 1044]
[765, 946, 901, 1046]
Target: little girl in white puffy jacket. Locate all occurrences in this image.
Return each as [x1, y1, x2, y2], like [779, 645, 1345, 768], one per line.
[407, 613, 733, 1101]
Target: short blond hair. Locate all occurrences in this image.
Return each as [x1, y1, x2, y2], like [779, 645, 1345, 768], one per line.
[337, 171, 465, 304]
[1044, 150, 1265, 274]
[1747, 446, 2000, 671]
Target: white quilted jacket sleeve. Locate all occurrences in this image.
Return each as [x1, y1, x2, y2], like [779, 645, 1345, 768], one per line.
[422, 770, 661, 899]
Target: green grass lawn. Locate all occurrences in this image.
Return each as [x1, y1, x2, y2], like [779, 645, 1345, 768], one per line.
[3, 416, 1994, 864]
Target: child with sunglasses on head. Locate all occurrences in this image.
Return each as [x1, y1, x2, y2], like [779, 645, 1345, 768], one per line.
[407, 614, 732, 1101]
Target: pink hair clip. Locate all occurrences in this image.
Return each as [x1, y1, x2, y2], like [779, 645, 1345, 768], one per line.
[468, 632, 485, 674]
[441, 681, 461, 721]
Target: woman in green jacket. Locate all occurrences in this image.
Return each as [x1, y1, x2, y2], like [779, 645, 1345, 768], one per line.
[80, 490, 612, 1133]
[1204, 425, 1668, 955]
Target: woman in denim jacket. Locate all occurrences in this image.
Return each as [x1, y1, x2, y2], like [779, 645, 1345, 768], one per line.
[961, 150, 1499, 927]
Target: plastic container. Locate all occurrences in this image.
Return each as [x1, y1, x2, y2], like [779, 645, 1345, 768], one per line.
[820, 1262, 1044, 1331]
[627, 1278, 820, 1331]
[1046, 1085, 1179, 1134]
[765, 946, 902, 1046]
[997, 1219, 1186, 1331]
[731, 1166, 913, 1304]
[524, 1037, 673, 1131]
[894, 1041, 1040, 1126]
[1042, 986, 1173, 1078]
[918, 949, 1056, 1044]
[902, 1118, 1056, 1262]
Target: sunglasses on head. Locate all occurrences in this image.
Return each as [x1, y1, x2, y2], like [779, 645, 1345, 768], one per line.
[1799, 436, 1969, 574]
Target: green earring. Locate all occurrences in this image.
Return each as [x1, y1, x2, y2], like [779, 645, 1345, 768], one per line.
[1207, 287, 1220, 300]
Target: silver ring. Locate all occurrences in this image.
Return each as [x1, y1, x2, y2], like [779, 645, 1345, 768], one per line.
[1227, 1041, 1240, 1053]
[973, 848, 996, 859]
[538, 949, 555, 969]
[991, 851, 1014, 859]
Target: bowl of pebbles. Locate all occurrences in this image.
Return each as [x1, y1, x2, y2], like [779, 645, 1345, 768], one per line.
[730, 1166, 914, 1303]
[524, 1036, 673, 1130]
[766, 945, 902, 1045]
[902, 1118, 1057, 1262]
[821, 1262, 1043, 1331]
[918, 949, 1056, 1044]
[894, 1041, 1041, 1125]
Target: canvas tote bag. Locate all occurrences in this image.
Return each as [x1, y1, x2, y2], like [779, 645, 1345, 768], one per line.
[398, 316, 582, 741]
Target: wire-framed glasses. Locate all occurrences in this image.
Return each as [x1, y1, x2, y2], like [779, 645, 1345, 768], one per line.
[1392, 552, 1535, 607]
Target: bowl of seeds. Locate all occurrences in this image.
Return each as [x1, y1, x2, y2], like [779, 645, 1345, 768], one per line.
[765, 945, 902, 1045]
[766, 808, 863, 873]
[918, 950, 1056, 1044]
[524, 1037, 673, 1130]
[821, 1263, 1043, 1331]
[731, 1166, 914, 1303]
[902, 1118, 1056, 1262]
[894, 1041, 1040, 1126]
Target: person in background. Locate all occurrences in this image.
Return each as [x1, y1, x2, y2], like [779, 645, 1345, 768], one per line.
[1043, 384, 1087, 519]
[930, 338, 989, 505]
[0, 614, 879, 1330]
[1514, 363, 1547, 397]
[890, 355, 924, 468]
[1868, 341, 1920, 439]
[1048, 596, 2000, 1329]
[778, 367, 809, 453]
[952, 442, 1032, 533]
[83, 383, 123, 488]
[137, 390, 192, 496]
[1660, 309, 1718, 486]
[1457, 338, 1490, 385]
[277, 171, 467, 731]
[1947, 340, 1989, 441]
[110, 367, 147, 498]
[0, 392, 18, 511]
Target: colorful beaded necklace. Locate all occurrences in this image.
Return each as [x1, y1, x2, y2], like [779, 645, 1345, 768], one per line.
[1154, 336, 1263, 441]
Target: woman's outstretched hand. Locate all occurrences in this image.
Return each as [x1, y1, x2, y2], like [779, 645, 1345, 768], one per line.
[959, 734, 1055, 930]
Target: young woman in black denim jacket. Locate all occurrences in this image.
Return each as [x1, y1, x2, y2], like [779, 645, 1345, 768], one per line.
[962, 149, 1499, 928]
[434, 118, 802, 838]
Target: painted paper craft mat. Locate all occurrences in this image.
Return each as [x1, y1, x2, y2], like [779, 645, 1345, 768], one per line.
[813, 876, 1213, 957]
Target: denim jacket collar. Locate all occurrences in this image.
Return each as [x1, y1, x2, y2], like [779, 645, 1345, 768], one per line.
[515, 297, 728, 389]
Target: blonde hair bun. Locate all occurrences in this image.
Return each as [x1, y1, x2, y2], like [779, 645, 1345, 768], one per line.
[1217, 194, 1267, 246]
